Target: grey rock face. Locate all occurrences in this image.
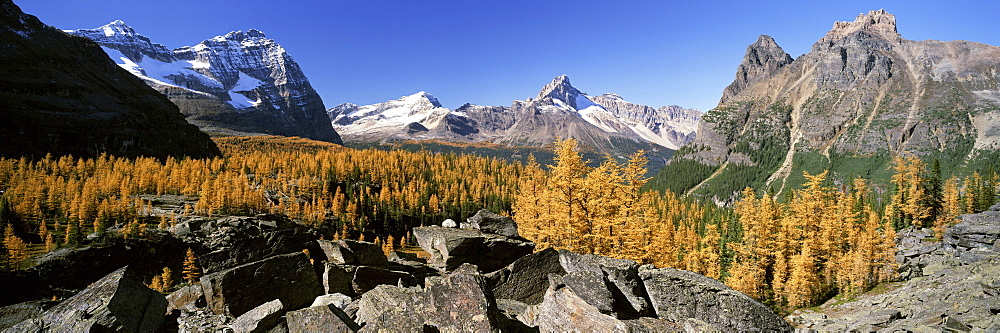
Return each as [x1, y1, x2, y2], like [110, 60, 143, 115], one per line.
[462, 209, 521, 238]
[560, 250, 655, 318]
[322, 264, 358, 296]
[519, 274, 628, 332]
[6, 267, 167, 332]
[310, 293, 353, 309]
[166, 283, 206, 313]
[180, 215, 319, 274]
[721, 35, 794, 102]
[676, 9, 1000, 197]
[201, 252, 322, 317]
[316, 239, 389, 266]
[0, 300, 55, 331]
[485, 248, 567, 305]
[413, 225, 535, 272]
[639, 266, 792, 332]
[286, 304, 359, 333]
[67, 21, 341, 143]
[230, 299, 284, 333]
[355, 264, 501, 332]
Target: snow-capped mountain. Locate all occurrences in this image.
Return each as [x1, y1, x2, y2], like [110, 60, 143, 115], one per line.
[329, 92, 455, 140]
[589, 93, 700, 149]
[0, 5, 219, 159]
[328, 75, 700, 150]
[67, 21, 341, 143]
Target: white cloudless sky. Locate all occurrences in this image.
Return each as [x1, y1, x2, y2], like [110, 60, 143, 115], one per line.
[19, 0, 1000, 112]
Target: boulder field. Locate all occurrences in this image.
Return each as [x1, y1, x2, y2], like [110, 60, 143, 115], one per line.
[0, 209, 790, 332]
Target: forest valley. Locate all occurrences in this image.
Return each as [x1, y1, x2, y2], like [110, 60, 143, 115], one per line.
[0, 136, 997, 313]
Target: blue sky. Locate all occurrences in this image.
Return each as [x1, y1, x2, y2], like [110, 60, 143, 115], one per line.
[19, 0, 1000, 112]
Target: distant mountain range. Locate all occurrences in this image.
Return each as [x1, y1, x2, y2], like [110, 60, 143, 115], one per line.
[329, 75, 701, 152]
[0, 0, 219, 159]
[658, 9, 1000, 200]
[67, 21, 341, 143]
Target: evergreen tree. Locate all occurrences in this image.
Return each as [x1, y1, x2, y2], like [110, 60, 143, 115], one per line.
[182, 248, 202, 284]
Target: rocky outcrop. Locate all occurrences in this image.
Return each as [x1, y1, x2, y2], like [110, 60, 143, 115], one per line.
[175, 214, 321, 274]
[720, 35, 794, 103]
[201, 252, 322, 317]
[413, 225, 535, 272]
[520, 274, 630, 332]
[230, 299, 284, 333]
[286, 303, 359, 333]
[0, 0, 220, 159]
[6, 267, 167, 332]
[355, 264, 503, 332]
[461, 209, 521, 238]
[68, 21, 341, 143]
[485, 248, 566, 304]
[316, 239, 389, 266]
[0, 301, 54, 331]
[789, 204, 1000, 331]
[667, 9, 1000, 198]
[640, 266, 792, 332]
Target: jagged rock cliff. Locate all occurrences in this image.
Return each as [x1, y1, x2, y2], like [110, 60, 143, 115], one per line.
[0, 1, 219, 159]
[68, 21, 341, 143]
[668, 9, 1000, 199]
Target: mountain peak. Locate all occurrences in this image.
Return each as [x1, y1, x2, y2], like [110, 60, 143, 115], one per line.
[401, 91, 442, 108]
[599, 93, 624, 100]
[537, 75, 584, 109]
[99, 19, 136, 37]
[222, 29, 267, 41]
[721, 34, 793, 102]
[822, 9, 900, 43]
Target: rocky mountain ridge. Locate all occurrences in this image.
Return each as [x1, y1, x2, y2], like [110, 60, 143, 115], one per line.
[0, 0, 219, 159]
[667, 9, 1000, 199]
[329, 75, 701, 151]
[68, 21, 341, 143]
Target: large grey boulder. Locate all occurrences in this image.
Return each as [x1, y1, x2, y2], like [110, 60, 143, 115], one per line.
[355, 264, 502, 332]
[560, 250, 654, 318]
[230, 299, 284, 333]
[322, 264, 357, 296]
[487, 248, 652, 319]
[485, 248, 566, 304]
[201, 252, 322, 317]
[197, 220, 319, 274]
[310, 293, 352, 309]
[640, 266, 792, 332]
[5, 267, 167, 332]
[166, 283, 206, 313]
[413, 226, 534, 272]
[286, 304, 359, 333]
[946, 210, 1000, 253]
[519, 274, 628, 332]
[0, 300, 55, 331]
[316, 239, 389, 266]
[462, 209, 521, 238]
